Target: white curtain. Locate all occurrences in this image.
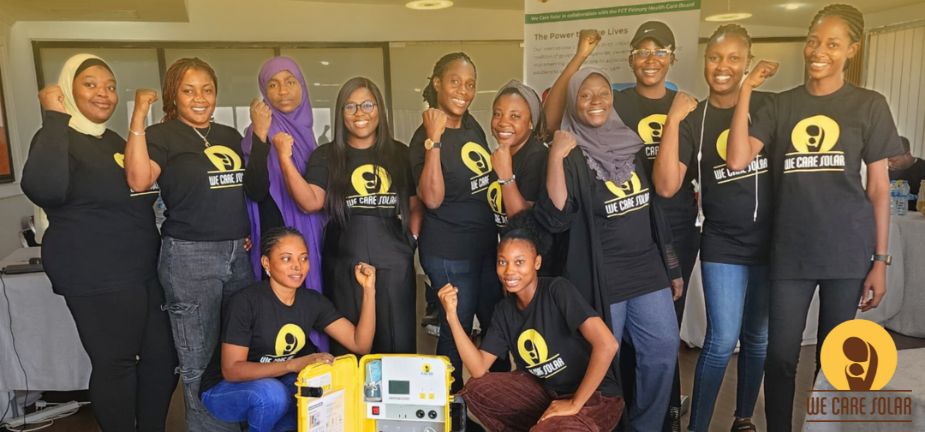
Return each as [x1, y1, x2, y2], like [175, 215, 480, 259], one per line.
[865, 22, 925, 157]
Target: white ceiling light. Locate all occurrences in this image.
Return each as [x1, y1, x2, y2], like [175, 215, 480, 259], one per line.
[405, 0, 454, 10]
[781, 3, 803, 11]
[704, 12, 753, 22]
[320, 61, 330, 66]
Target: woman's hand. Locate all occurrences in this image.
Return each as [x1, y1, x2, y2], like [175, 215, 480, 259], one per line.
[242, 236, 253, 252]
[423, 108, 447, 142]
[859, 264, 886, 312]
[577, 29, 602, 60]
[550, 130, 577, 161]
[671, 278, 684, 301]
[743, 60, 779, 90]
[250, 98, 272, 142]
[492, 143, 514, 180]
[437, 284, 459, 320]
[286, 352, 335, 373]
[133, 89, 158, 117]
[272, 132, 294, 160]
[38, 85, 67, 114]
[539, 399, 582, 422]
[667, 91, 698, 124]
[355, 262, 377, 293]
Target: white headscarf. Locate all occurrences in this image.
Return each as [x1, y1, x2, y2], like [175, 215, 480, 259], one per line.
[57, 53, 113, 137]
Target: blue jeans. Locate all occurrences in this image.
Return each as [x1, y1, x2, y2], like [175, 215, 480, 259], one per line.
[159, 236, 253, 432]
[687, 262, 769, 432]
[201, 373, 297, 432]
[420, 252, 508, 393]
[609, 288, 679, 432]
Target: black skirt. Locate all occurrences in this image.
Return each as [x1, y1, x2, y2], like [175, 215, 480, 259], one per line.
[322, 215, 416, 355]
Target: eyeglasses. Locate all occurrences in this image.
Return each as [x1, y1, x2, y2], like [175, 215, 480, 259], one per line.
[343, 100, 377, 115]
[631, 48, 673, 59]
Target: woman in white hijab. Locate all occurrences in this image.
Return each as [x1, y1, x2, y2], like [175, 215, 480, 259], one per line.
[21, 53, 178, 432]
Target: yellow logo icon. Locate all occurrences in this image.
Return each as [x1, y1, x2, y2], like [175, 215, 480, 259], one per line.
[487, 181, 503, 214]
[820, 319, 897, 391]
[638, 114, 667, 144]
[517, 329, 549, 367]
[461, 142, 492, 175]
[350, 164, 392, 196]
[113, 152, 125, 168]
[791, 115, 840, 154]
[605, 172, 642, 198]
[204, 145, 243, 172]
[716, 129, 730, 161]
[274, 323, 306, 357]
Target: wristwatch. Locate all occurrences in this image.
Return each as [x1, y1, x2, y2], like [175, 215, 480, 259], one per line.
[871, 254, 892, 265]
[424, 138, 442, 150]
[497, 174, 517, 186]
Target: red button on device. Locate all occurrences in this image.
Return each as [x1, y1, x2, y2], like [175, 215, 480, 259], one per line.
[371, 406, 380, 416]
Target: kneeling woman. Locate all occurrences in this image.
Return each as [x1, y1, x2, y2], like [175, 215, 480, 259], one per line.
[199, 227, 377, 432]
[438, 214, 623, 431]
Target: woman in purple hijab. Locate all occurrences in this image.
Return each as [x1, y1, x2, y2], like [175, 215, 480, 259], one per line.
[242, 56, 327, 349]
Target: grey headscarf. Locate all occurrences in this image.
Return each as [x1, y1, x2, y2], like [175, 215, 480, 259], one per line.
[561, 67, 643, 184]
[493, 79, 542, 128]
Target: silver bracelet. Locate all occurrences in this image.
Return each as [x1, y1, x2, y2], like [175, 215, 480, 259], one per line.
[129, 129, 145, 136]
[497, 174, 516, 186]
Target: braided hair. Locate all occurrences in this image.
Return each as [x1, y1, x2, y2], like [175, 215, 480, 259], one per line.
[808, 4, 864, 71]
[421, 52, 476, 108]
[161, 57, 218, 122]
[260, 226, 305, 258]
[707, 24, 753, 58]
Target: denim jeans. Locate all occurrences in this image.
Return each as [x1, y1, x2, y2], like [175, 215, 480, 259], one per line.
[609, 288, 679, 432]
[159, 236, 253, 432]
[687, 262, 769, 432]
[201, 373, 298, 432]
[764, 278, 864, 432]
[420, 252, 509, 393]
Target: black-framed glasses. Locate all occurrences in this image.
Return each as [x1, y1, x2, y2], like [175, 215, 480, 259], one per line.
[631, 48, 673, 59]
[343, 100, 377, 115]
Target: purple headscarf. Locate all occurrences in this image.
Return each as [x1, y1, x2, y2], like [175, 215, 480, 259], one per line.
[562, 67, 643, 185]
[242, 57, 327, 349]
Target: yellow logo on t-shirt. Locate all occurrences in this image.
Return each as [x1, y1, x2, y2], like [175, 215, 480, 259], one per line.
[113, 152, 125, 168]
[716, 129, 730, 161]
[712, 130, 769, 184]
[638, 114, 667, 160]
[204, 145, 243, 172]
[275, 323, 306, 357]
[605, 172, 643, 199]
[487, 181, 503, 214]
[517, 328, 567, 379]
[350, 164, 392, 196]
[791, 115, 840, 154]
[461, 142, 492, 176]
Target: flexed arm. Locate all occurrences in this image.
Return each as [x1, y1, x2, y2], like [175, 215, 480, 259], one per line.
[124, 89, 162, 191]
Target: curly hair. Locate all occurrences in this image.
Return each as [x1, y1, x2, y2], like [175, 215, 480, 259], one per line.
[161, 57, 218, 122]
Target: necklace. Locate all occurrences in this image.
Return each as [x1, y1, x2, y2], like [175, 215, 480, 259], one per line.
[191, 123, 213, 147]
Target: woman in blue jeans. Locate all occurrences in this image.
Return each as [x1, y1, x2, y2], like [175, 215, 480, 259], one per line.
[200, 227, 376, 432]
[535, 67, 683, 432]
[125, 58, 257, 431]
[652, 24, 772, 432]
[409, 52, 509, 392]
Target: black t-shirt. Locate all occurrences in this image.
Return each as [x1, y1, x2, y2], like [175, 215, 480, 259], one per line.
[200, 281, 344, 395]
[480, 277, 620, 397]
[147, 119, 250, 241]
[305, 141, 414, 220]
[749, 84, 903, 279]
[586, 154, 670, 303]
[489, 136, 548, 228]
[678, 94, 773, 265]
[614, 88, 697, 231]
[410, 118, 497, 259]
[242, 135, 285, 234]
[890, 158, 925, 210]
[21, 112, 160, 296]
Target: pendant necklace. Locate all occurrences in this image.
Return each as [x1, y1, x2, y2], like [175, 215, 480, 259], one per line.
[192, 123, 213, 147]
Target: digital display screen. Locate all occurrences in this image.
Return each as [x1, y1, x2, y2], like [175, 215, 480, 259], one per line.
[388, 380, 410, 395]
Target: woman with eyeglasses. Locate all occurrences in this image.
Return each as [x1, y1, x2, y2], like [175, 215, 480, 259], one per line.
[277, 77, 421, 355]
[410, 52, 509, 393]
[241, 57, 326, 313]
[727, 5, 901, 430]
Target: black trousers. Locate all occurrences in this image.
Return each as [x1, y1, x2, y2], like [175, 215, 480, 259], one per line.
[64, 278, 178, 432]
[764, 278, 864, 432]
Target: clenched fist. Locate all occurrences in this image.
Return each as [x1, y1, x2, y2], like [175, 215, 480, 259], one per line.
[38, 85, 66, 114]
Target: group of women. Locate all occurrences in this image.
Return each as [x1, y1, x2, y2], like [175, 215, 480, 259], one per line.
[20, 2, 902, 431]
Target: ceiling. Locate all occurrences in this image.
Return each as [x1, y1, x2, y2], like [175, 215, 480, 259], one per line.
[0, 0, 921, 27]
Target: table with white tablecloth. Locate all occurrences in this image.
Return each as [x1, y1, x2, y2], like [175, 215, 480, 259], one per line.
[681, 212, 921, 347]
[0, 247, 91, 422]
